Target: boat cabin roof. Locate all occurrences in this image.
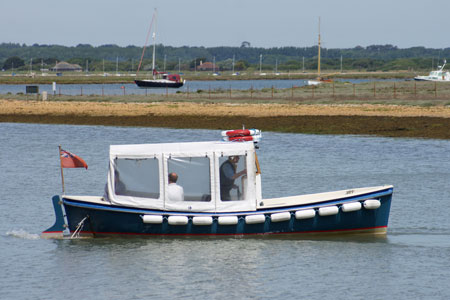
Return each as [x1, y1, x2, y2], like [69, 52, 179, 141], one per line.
[110, 141, 255, 157]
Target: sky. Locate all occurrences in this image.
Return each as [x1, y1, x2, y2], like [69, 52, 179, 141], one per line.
[2, 0, 449, 49]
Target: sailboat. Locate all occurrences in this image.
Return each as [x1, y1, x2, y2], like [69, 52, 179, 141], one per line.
[307, 17, 333, 86]
[135, 9, 185, 88]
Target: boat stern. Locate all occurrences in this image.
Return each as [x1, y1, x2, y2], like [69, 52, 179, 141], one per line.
[41, 195, 67, 239]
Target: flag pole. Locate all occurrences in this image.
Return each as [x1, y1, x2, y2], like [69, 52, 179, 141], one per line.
[59, 145, 65, 194]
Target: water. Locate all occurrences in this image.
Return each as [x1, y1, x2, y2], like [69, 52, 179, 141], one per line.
[0, 78, 402, 96]
[1, 123, 449, 299]
[0, 80, 307, 96]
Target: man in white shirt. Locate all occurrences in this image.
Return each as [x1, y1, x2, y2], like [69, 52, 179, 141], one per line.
[167, 172, 184, 201]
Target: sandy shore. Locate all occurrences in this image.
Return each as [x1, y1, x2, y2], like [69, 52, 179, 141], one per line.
[1, 99, 450, 139]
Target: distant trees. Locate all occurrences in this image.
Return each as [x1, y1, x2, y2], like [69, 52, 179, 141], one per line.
[190, 57, 207, 69]
[2, 56, 24, 70]
[1, 43, 449, 72]
[234, 60, 249, 71]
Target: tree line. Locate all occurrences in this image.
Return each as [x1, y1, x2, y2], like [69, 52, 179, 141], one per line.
[1, 43, 449, 72]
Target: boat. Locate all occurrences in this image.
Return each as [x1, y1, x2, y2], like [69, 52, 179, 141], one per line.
[134, 9, 185, 89]
[135, 70, 185, 88]
[42, 130, 393, 238]
[414, 60, 450, 82]
[307, 17, 334, 86]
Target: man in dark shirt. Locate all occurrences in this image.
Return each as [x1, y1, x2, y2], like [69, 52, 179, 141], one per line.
[219, 156, 246, 200]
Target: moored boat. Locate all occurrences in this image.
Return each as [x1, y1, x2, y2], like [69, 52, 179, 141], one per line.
[42, 130, 394, 239]
[135, 71, 184, 88]
[307, 18, 334, 86]
[134, 9, 185, 89]
[414, 60, 450, 82]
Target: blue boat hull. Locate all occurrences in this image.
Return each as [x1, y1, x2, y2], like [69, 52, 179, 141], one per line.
[53, 189, 393, 238]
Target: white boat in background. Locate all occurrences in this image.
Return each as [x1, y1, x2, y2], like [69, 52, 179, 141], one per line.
[307, 80, 322, 86]
[414, 60, 450, 82]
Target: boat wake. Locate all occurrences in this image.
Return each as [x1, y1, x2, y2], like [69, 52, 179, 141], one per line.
[387, 228, 450, 248]
[6, 229, 40, 240]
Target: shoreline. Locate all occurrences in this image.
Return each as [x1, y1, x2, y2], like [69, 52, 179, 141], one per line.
[0, 71, 416, 85]
[1, 99, 450, 139]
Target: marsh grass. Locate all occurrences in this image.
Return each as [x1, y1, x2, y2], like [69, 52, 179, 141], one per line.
[2, 80, 450, 107]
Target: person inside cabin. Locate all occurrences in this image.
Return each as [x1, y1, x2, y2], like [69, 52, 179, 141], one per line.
[220, 156, 247, 201]
[167, 172, 184, 201]
[103, 169, 127, 200]
[114, 170, 127, 195]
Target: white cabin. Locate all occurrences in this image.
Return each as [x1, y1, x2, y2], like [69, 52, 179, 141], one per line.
[104, 141, 262, 213]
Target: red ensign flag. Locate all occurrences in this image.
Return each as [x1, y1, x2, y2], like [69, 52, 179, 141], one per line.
[60, 149, 88, 169]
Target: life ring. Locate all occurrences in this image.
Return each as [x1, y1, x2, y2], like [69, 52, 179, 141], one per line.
[221, 129, 261, 137]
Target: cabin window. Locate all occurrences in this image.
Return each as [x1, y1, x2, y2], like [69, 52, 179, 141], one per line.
[219, 155, 247, 201]
[167, 156, 211, 202]
[114, 158, 160, 199]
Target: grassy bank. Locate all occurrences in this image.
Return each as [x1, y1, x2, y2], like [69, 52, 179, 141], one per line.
[3, 80, 450, 106]
[1, 98, 450, 140]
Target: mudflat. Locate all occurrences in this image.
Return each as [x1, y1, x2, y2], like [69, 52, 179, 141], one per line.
[1, 99, 450, 139]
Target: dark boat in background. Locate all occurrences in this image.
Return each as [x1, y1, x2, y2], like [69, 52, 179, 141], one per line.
[135, 9, 185, 89]
[135, 70, 184, 88]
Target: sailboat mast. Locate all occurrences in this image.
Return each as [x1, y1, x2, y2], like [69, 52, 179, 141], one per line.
[152, 9, 157, 79]
[318, 17, 321, 78]
[136, 9, 157, 77]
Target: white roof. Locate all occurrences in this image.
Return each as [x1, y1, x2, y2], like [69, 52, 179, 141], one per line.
[110, 141, 255, 157]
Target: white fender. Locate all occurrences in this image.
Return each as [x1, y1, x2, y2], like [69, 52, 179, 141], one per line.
[342, 202, 362, 212]
[168, 215, 189, 225]
[142, 215, 163, 224]
[318, 206, 339, 216]
[270, 212, 291, 222]
[364, 199, 381, 209]
[295, 209, 316, 219]
[245, 214, 266, 224]
[192, 216, 213, 226]
[218, 216, 238, 225]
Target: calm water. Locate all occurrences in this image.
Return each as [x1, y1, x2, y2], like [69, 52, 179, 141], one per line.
[1, 123, 450, 299]
[0, 78, 400, 96]
[0, 80, 308, 96]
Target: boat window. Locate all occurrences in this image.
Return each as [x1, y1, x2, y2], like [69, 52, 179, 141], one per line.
[168, 156, 211, 202]
[114, 158, 160, 199]
[219, 155, 247, 201]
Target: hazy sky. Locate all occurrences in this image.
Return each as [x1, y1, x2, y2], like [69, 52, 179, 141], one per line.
[2, 0, 449, 49]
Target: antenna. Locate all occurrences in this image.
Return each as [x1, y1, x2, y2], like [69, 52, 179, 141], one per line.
[232, 54, 235, 73]
[259, 54, 262, 74]
[318, 17, 321, 78]
[152, 9, 157, 78]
